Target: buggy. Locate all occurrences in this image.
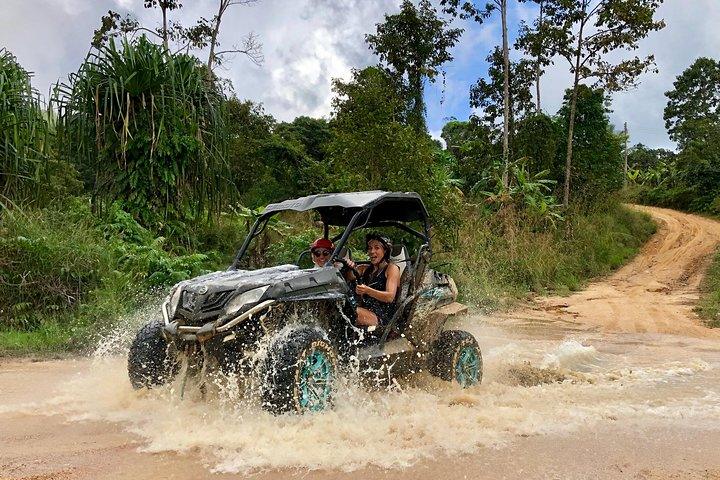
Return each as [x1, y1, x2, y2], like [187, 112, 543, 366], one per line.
[128, 191, 482, 413]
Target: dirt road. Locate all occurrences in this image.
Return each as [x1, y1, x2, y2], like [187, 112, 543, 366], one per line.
[2, 206, 720, 480]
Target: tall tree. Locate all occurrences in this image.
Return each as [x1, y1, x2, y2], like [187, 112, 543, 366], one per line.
[540, 0, 665, 207]
[441, 0, 511, 187]
[366, 0, 462, 133]
[328, 66, 461, 236]
[92, 0, 263, 73]
[516, 0, 551, 112]
[93, 1, 184, 51]
[470, 46, 535, 149]
[556, 85, 624, 200]
[199, 0, 264, 74]
[664, 57, 720, 149]
[440, 119, 494, 191]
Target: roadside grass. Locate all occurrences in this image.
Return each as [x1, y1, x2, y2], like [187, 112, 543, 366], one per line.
[0, 320, 76, 357]
[445, 200, 657, 310]
[696, 248, 720, 328]
[0, 199, 239, 355]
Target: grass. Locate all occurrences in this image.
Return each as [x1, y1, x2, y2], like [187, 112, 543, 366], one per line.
[443, 200, 657, 310]
[0, 199, 243, 355]
[0, 321, 77, 357]
[696, 247, 720, 328]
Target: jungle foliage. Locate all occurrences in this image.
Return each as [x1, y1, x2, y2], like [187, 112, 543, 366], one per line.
[0, 49, 76, 208]
[631, 57, 720, 214]
[56, 37, 233, 231]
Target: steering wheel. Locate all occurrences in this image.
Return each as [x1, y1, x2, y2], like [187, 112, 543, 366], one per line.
[332, 256, 363, 285]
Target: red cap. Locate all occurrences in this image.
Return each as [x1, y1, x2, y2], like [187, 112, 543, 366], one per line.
[310, 238, 334, 250]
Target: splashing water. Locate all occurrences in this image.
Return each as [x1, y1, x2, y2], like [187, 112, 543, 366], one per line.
[5, 313, 720, 474]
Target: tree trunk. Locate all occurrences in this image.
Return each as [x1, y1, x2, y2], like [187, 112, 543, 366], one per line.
[623, 122, 628, 188]
[161, 6, 168, 51]
[535, 1, 544, 113]
[563, 18, 585, 208]
[501, 0, 510, 188]
[207, 0, 225, 75]
[410, 71, 425, 133]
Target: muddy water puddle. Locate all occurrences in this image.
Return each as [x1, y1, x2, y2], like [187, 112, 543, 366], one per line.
[2, 315, 719, 474]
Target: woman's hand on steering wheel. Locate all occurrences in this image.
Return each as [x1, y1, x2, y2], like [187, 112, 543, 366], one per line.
[333, 256, 362, 284]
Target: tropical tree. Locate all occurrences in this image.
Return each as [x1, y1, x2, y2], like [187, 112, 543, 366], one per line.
[275, 116, 332, 164]
[664, 57, 720, 149]
[327, 66, 461, 237]
[514, 113, 562, 175]
[470, 46, 535, 149]
[57, 37, 232, 229]
[441, 0, 511, 187]
[627, 143, 675, 171]
[556, 85, 624, 201]
[539, 0, 665, 206]
[366, 0, 462, 133]
[440, 119, 493, 191]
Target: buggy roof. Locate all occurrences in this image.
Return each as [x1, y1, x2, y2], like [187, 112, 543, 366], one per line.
[262, 191, 429, 226]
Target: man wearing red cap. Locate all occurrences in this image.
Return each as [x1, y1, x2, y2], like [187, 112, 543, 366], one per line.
[310, 237, 334, 267]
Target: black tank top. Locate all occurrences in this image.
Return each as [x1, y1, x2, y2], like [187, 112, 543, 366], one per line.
[361, 264, 396, 324]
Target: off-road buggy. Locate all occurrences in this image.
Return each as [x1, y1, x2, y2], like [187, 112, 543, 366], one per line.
[128, 191, 482, 413]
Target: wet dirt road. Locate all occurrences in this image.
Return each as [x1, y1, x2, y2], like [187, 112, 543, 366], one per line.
[2, 206, 720, 480]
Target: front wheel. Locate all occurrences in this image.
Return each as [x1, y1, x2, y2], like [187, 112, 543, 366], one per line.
[128, 319, 177, 389]
[260, 325, 338, 414]
[428, 330, 482, 388]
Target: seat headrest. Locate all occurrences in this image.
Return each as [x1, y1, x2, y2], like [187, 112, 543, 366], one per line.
[389, 244, 409, 276]
[390, 244, 406, 257]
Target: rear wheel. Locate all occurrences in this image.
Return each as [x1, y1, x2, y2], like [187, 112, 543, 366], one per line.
[428, 330, 482, 388]
[128, 319, 177, 389]
[260, 325, 337, 414]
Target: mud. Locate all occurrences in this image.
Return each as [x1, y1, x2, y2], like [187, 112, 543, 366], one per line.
[1, 206, 720, 480]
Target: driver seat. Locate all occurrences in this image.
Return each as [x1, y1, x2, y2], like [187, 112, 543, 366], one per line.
[390, 244, 411, 305]
[389, 244, 409, 277]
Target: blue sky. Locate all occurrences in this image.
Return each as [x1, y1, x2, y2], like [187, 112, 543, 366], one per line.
[2, 0, 719, 150]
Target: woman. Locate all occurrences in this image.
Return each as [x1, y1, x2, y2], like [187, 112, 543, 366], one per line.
[351, 233, 400, 327]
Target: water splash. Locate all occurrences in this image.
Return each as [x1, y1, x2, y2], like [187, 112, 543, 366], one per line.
[11, 313, 719, 474]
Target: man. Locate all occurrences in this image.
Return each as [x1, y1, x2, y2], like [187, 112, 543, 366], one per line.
[309, 237, 334, 268]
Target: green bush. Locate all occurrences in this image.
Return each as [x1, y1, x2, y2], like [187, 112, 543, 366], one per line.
[696, 248, 720, 328]
[0, 199, 217, 333]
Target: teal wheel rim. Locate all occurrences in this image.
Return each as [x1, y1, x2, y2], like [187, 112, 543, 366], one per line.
[298, 349, 333, 412]
[455, 346, 480, 388]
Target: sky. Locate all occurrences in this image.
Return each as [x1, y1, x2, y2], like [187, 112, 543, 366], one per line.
[1, 0, 719, 150]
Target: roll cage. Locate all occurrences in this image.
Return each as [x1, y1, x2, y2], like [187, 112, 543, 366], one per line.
[230, 191, 431, 269]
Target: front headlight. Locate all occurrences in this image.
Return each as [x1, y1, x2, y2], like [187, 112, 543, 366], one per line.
[224, 285, 270, 317]
[167, 285, 183, 319]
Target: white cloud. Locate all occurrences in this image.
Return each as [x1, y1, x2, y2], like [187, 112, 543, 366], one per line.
[0, 0, 396, 120]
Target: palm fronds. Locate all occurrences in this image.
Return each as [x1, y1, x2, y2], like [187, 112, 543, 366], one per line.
[56, 36, 233, 228]
[0, 49, 52, 207]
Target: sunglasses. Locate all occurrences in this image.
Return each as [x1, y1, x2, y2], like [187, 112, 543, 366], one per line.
[311, 249, 332, 257]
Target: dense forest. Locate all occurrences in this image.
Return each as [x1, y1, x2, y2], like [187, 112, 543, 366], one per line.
[5, 0, 718, 352]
